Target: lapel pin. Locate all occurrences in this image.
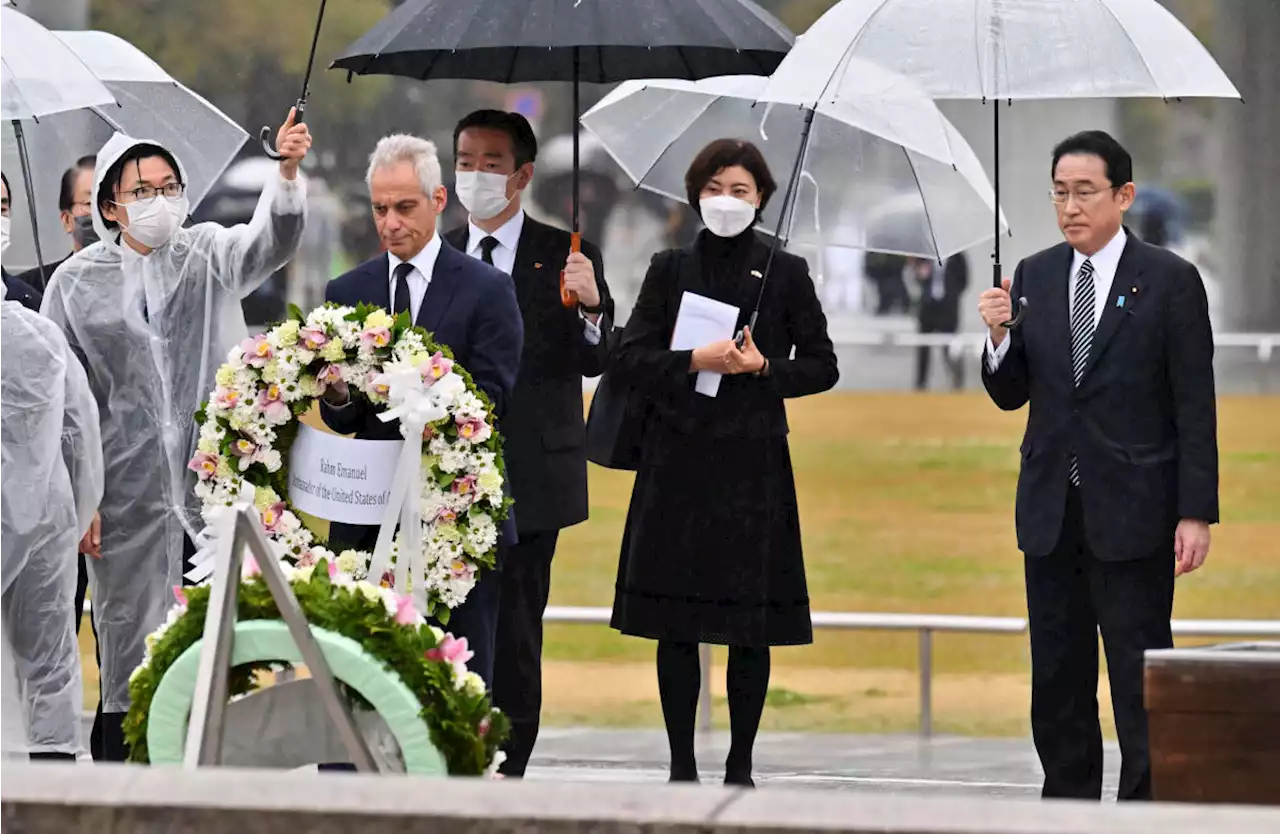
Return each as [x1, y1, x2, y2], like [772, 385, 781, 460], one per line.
[534, 262, 543, 269]
[750, 269, 763, 280]
[1116, 295, 1126, 308]
[1130, 285, 1138, 294]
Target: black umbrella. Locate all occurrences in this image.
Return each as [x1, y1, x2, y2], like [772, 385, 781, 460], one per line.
[331, 0, 793, 305]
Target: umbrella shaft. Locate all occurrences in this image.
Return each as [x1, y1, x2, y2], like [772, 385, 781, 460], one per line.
[992, 100, 1001, 286]
[753, 108, 817, 323]
[572, 49, 580, 234]
[11, 120, 47, 285]
[298, 0, 329, 108]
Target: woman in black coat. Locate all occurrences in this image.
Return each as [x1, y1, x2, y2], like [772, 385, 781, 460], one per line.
[610, 140, 839, 786]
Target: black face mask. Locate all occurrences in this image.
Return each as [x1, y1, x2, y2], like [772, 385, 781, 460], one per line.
[72, 214, 98, 249]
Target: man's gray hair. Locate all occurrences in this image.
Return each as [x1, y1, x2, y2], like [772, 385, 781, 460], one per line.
[366, 134, 441, 195]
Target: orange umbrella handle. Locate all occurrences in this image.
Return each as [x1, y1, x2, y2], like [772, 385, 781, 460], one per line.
[560, 232, 581, 308]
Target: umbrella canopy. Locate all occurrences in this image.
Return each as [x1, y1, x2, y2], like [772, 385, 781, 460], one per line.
[330, 0, 794, 83]
[1, 31, 248, 271]
[0, 5, 116, 121]
[764, 0, 1240, 299]
[54, 31, 248, 209]
[582, 72, 1005, 260]
[766, 0, 1241, 103]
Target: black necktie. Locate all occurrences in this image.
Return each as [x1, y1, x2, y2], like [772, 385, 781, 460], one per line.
[1069, 258, 1096, 486]
[392, 261, 414, 317]
[479, 236, 499, 266]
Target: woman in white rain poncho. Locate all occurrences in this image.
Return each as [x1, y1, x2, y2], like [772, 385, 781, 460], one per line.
[2, 286, 104, 759]
[40, 112, 311, 760]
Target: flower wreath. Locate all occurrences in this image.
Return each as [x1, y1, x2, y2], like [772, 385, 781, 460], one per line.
[188, 303, 511, 618]
[124, 558, 509, 774]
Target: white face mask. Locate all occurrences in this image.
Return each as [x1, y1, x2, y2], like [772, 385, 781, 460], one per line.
[0, 215, 10, 256]
[122, 194, 188, 249]
[455, 170, 516, 221]
[699, 194, 757, 238]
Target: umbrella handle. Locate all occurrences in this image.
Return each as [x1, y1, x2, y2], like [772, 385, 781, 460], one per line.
[1002, 297, 1029, 329]
[260, 101, 305, 161]
[559, 232, 581, 308]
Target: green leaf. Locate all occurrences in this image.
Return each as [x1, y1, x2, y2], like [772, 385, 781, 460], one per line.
[288, 303, 305, 323]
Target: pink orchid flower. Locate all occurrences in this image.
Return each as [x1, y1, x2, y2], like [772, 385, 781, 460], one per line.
[450, 559, 476, 581]
[299, 325, 329, 350]
[256, 383, 290, 422]
[366, 371, 390, 398]
[436, 508, 458, 524]
[456, 416, 491, 444]
[173, 585, 188, 607]
[260, 502, 287, 533]
[420, 352, 454, 384]
[360, 326, 392, 349]
[328, 559, 339, 579]
[451, 474, 477, 496]
[380, 568, 395, 588]
[229, 438, 257, 458]
[242, 553, 261, 579]
[425, 634, 474, 669]
[296, 549, 318, 568]
[478, 716, 491, 737]
[214, 387, 240, 410]
[316, 363, 343, 392]
[187, 451, 219, 481]
[239, 334, 273, 368]
[393, 594, 420, 625]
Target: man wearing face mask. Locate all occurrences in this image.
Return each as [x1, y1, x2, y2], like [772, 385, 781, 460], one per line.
[1, 172, 45, 313]
[442, 110, 612, 779]
[15, 156, 97, 293]
[40, 111, 311, 761]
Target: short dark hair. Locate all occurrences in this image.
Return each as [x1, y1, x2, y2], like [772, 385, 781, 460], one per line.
[684, 139, 777, 219]
[59, 155, 97, 213]
[1051, 130, 1133, 186]
[453, 110, 538, 169]
[1, 170, 9, 197]
[97, 144, 182, 231]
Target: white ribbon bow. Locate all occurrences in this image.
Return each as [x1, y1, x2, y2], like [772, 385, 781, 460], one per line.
[185, 482, 259, 584]
[366, 362, 462, 613]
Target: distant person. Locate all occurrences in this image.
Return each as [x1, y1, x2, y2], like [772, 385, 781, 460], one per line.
[979, 131, 1217, 802]
[16, 155, 97, 292]
[1138, 210, 1169, 248]
[912, 253, 969, 391]
[610, 139, 838, 787]
[0, 173, 42, 312]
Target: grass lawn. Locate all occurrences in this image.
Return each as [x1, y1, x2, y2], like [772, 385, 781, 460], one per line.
[80, 392, 1279, 736]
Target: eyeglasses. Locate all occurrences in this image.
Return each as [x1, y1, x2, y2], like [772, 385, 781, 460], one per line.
[115, 182, 186, 203]
[1049, 186, 1119, 206]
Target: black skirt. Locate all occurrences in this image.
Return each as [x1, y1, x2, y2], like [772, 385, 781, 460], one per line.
[610, 416, 812, 647]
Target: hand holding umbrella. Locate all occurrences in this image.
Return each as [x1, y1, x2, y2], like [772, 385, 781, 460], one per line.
[273, 107, 312, 180]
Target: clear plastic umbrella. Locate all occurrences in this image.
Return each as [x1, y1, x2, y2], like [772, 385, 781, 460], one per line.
[581, 70, 1005, 261]
[1, 4, 118, 278]
[766, 0, 1242, 316]
[1, 30, 249, 274]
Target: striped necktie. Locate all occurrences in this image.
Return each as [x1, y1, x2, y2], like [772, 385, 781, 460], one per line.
[1068, 258, 1096, 485]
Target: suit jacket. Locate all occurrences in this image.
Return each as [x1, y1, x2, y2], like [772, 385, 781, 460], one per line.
[2, 270, 42, 312]
[15, 254, 69, 294]
[444, 215, 612, 534]
[982, 232, 1218, 562]
[320, 238, 523, 547]
[616, 231, 839, 439]
[918, 254, 969, 333]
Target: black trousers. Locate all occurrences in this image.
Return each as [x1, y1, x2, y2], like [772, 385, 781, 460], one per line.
[74, 553, 89, 634]
[915, 324, 963, 391]
[1025, 487, 1174, 801]
[492, 530, 558, 777]
[91, 532, 199, 762]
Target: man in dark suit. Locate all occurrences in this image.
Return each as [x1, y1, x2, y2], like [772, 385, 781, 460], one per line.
[2, 172, 42, 312]
[911, 252, 969, 390]
[15, 156, 97, 293]
[320, 133, 523, 686]
[979, 131, 1217, 802]
[445, 110, 613, 778]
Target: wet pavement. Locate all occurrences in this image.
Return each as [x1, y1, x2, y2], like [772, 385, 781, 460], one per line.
[524, 729, 1124, 800]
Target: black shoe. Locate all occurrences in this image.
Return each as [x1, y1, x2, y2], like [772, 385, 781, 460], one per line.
[669, 761, 700, 783]
[724, 771, 756, 788]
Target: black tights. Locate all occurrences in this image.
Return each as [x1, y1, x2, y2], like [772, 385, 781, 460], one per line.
[656, 640, 770, 785]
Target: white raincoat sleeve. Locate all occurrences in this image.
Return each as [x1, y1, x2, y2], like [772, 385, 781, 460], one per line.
[197, 171, 308, 298]
[1, 302, 104, 755]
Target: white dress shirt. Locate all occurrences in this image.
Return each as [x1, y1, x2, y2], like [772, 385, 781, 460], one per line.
[985, 227, 1128, 372]
[464, 209, 601, 345]
[387, 231, 443, 323]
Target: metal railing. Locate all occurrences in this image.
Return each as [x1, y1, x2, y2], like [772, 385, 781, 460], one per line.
[542, 606, 1280, 737]
[81, 597, 1278, 737]
[827, 330, 1279, 362]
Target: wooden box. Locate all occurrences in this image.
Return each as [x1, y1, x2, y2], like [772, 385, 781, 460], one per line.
[1146, 642, 1280, 804]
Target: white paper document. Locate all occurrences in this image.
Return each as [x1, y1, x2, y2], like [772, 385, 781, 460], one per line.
[670, 291, 740, 397]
